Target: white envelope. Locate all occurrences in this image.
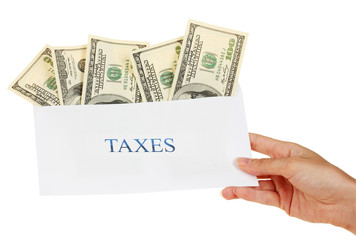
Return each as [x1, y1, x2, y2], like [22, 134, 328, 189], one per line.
[34, 87, 258, 195]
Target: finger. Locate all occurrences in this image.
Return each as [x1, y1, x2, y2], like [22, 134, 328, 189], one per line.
[237, 157, 293, 178]
[221, 186, 239, 200]
[258, 180, 276, 191]
[233, 187, 280, 207]
[222, 180, 275, 199]
[222, 181, 276, 200]
[257, 175, 271, 179]
[270, 175, 294, 210]
[249, 133, 295, 158]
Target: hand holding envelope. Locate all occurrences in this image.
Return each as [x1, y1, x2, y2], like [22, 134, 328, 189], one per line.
[222, 133, 356, 235]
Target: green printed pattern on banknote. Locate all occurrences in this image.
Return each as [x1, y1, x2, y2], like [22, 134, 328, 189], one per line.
[169, 20, 248, 101]
[52, 46, 86, 105]
[81, 35, 149, 105]
[8, 45, 60, 106]
[131, 37, 183, 102]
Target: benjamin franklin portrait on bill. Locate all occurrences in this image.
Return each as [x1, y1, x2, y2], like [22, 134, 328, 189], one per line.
[88, 94, 131, 105]
[172, 83, 221, 100]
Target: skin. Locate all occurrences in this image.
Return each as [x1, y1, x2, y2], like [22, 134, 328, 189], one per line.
[221, 133, 356, 234]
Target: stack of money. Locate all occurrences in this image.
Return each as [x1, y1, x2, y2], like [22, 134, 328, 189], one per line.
[8, 20, 248, 106]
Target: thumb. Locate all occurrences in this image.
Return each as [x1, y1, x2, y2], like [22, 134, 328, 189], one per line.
[237, 157, 293, 177]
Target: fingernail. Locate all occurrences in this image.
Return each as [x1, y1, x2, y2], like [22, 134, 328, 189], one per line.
[236, 157, 250, 167]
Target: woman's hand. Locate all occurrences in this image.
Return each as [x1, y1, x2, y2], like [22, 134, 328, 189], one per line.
[221, 133, 356, 234]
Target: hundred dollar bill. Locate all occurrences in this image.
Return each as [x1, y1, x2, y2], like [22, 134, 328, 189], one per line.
[131, 37, 183, 102]
[81, 35, 149, 105]
[168, 20, 248, 101]
[8, 45, 60, 106]
[52, 45, 86, 105]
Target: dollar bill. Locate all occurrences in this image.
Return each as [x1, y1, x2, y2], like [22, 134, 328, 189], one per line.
[8, 45, 60, 106]
[52, 45, 86, 105]
[81, 35, 149, 105]
[131, 37, 183, 102]
[168, 20, 248, 101]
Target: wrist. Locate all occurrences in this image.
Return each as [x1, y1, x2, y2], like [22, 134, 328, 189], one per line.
[338, 180, 356, 234]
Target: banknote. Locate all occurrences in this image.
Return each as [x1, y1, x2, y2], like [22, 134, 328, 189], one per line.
[52, 45, 86, 105]
[81, 35, 149, 105]
[8, 45, 60, 106]
[131, 37, 183, 102]
[168, 20, 248, 101]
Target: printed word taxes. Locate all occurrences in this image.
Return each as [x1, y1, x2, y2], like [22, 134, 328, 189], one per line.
[105, 138, 175, 153]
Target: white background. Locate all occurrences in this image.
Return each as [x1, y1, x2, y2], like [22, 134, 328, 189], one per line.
[0, 0, 355, 239]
